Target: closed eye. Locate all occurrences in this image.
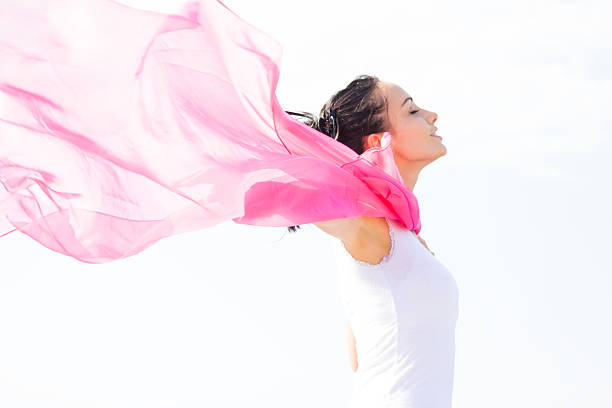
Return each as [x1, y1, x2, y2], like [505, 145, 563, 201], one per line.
[410, 110, 420, 114]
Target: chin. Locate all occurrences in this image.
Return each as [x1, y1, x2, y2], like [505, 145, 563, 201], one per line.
[430, 150, 447, 163]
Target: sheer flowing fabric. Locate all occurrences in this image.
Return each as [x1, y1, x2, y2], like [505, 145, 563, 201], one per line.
[0, 0, 421, 263]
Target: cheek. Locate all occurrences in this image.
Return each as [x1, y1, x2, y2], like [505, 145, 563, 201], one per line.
[391, 122, 433, 159]
[396, 117, 420, 136]
[392, 135, 418, 158]
[395, 123, 421, 147]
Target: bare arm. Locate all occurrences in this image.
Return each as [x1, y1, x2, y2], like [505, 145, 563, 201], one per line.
[347, 320, 358, 372]
[312, 216, 364, 244]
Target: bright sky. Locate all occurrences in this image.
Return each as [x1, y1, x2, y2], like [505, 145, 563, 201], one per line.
[1, 0, 611, 407]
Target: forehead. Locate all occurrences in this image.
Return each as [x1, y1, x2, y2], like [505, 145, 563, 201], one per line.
[380, 82, 411, 108]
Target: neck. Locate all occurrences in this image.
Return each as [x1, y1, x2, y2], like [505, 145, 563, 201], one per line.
[396, 160, 428, 191]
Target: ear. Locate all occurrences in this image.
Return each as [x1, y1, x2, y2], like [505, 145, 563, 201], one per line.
[363, 132, 384, 150]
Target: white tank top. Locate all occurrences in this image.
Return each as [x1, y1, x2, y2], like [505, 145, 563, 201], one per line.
[333, 217, 459, 408]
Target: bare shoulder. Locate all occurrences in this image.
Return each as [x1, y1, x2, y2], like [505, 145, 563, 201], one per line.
[314, 216, 392, 265]
[312, 216, 388, 246]
[312, 217, 362, 243]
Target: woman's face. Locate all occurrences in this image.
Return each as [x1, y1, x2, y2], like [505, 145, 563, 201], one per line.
[368, 81, 445, 164]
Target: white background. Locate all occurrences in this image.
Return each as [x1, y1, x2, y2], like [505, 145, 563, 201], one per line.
[1, 0, 611, 407]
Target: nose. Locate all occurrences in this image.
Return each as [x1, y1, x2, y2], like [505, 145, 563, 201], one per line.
[428, 110, 438, 125]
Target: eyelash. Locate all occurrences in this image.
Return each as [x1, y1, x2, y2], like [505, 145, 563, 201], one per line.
[410, 110, 420, 115]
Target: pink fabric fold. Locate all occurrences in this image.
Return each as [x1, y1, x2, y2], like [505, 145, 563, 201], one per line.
[0, 0, 420, 263]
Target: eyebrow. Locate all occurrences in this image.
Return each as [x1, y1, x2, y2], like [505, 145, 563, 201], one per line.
[400, 97, 413, 108]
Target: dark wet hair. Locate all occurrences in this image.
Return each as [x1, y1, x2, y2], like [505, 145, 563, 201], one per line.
[285, 74, 388, 233]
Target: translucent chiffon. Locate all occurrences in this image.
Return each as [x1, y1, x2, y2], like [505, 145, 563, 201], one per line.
[0, 0, 421, 263]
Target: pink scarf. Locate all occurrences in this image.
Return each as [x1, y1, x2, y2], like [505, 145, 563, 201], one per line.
[0, 0, 421, 263]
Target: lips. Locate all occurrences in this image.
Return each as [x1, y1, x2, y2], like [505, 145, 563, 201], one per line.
[430, 127, 442, 140]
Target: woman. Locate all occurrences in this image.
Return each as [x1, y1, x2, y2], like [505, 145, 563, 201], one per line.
[288, 75, 459, 408]
[0, 0, 457, 402]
